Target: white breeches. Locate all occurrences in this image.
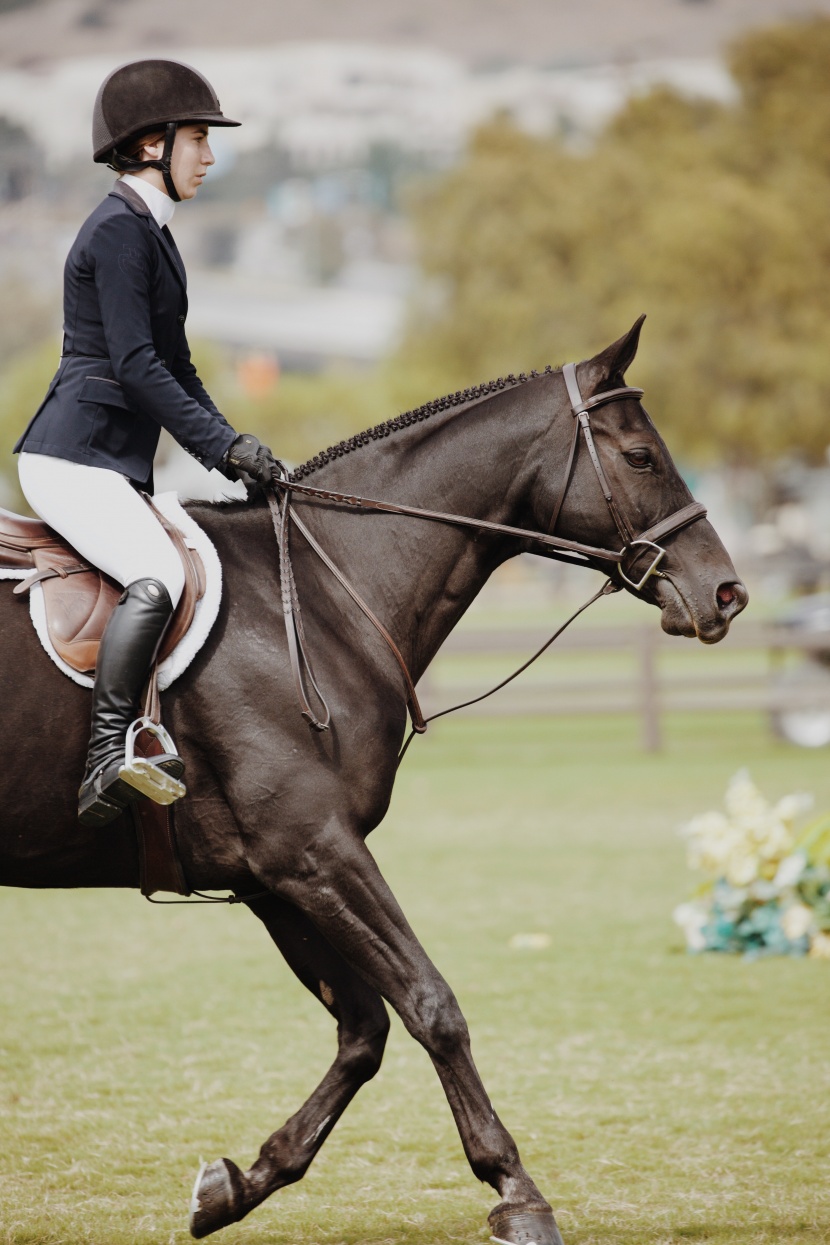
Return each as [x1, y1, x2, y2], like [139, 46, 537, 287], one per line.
[18, 453, 185, 607]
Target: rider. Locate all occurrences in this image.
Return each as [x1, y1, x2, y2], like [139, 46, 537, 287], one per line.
[14, 58, 278, 828]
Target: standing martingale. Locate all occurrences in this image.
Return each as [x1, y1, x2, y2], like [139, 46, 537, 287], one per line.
[0, 319, 747, 1244]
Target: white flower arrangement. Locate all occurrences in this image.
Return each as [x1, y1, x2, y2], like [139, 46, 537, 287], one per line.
[674, 770, 830, 959]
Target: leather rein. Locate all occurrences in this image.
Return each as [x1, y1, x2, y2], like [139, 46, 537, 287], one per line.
[265, 364, 707, 750]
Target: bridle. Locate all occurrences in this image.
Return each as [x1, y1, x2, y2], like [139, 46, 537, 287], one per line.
[550, 363, 706, 590]
[265, 364, 708, 746]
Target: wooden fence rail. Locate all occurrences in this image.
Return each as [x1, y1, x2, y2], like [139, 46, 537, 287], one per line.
[415, 620, 830, 751]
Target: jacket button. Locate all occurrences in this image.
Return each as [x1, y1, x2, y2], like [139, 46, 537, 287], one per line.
[177, 314, 185, 324]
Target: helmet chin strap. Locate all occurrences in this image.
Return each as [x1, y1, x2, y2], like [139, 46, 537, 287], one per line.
[108, 121, 181, 203]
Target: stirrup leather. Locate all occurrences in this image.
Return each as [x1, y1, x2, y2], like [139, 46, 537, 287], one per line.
[119, 717, 186, 805]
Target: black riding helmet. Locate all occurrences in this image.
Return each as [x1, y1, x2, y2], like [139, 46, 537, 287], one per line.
[92, 58, 240, 201]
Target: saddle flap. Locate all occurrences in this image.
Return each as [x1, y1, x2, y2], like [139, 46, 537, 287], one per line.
[4, 501, 207, 677]
[35, 547, 121, 673]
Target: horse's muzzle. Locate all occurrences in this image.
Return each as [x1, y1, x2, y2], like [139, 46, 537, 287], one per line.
[654, 574, 748, 643]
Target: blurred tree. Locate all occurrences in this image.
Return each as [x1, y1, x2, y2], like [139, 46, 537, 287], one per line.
[0, 340, 58, 510]
[0, 270, 57, 371]
[0, 335, 411, 510]
[0, 117, 39, 202]
[399, 18, 830, 465]
[218, 363, 399, 465]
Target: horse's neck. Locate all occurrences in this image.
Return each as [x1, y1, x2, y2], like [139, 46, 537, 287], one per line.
[296, 384, 553, 679]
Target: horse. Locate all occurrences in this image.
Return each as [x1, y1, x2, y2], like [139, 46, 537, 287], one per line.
[0, 319, 747, 1245]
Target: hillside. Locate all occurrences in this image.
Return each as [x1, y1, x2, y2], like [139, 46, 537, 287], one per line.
[2, 0, 830, 68]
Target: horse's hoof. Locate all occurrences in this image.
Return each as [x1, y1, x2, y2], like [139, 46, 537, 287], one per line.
[489, 1203, 565, 1245]
[189, 1157, 246, 1238]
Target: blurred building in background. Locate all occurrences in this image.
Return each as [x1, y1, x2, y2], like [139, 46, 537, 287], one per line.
[0, 40, 737, 367]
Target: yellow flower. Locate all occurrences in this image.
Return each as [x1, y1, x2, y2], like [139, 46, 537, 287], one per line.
[808, 932, 830, 960]
[725, 852, 758, 888]
[724, 769, 768, 825]
[774, 792, 813, 826]
[681, 774, 812, 882]
[781, 903, 813, 941]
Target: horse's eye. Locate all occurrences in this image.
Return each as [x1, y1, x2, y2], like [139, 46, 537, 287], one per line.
[625, 449, 652, 469]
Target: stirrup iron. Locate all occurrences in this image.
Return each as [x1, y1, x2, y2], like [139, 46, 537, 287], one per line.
[119, 717, 186, 804]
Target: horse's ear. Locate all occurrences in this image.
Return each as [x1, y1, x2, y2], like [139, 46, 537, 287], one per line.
[580, 315, 646, 391]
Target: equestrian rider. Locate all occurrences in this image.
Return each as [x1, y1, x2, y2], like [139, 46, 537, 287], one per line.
[14, 58, 277, 828]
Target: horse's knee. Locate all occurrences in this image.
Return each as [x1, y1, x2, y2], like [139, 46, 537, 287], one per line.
[407, 980, 469, 1059]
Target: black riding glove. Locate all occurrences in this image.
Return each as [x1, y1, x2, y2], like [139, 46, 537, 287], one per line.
[219, 433, 278, 488]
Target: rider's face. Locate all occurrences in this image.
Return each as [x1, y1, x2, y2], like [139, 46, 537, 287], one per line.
[170, 125, 215, 199]
[139, 124, 215, 200]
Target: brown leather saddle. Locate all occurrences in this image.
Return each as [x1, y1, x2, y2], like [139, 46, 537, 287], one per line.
[0, 497, 205, 675]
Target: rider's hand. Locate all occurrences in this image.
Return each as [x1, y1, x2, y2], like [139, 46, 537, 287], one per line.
[219, 433, 278, 488]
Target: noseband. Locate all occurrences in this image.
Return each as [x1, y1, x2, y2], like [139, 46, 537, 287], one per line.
[267, 367, 708, 737]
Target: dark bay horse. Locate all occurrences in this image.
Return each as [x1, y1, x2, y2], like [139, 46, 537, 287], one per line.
[0, 320, 746, 1245]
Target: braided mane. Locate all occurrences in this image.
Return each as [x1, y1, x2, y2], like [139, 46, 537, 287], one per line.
[290, 365, 558, 482]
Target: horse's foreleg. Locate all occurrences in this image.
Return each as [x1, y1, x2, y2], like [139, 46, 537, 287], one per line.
[190, 892, 389, 1239]
[275, 828, 564, 1245]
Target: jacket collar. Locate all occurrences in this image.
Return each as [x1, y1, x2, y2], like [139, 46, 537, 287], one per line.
[109, 180, 186, 294]
[120, 172, 176, 229]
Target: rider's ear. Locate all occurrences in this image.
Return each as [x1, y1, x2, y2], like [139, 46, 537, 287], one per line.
[579, 314, 646, 393]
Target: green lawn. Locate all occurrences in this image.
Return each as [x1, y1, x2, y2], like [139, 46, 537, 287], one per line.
[2, 711, 829, 1245]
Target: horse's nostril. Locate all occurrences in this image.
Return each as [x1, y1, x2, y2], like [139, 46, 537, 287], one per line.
[717, 581, 748, 614]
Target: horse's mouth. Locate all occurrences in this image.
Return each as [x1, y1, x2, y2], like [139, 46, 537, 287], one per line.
[655, 575, 748, 644]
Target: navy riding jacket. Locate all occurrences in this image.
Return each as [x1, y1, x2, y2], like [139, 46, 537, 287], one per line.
[15, 180, 237, 488]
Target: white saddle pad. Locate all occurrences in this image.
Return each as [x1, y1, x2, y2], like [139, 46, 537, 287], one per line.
[0, 492, 222, 691]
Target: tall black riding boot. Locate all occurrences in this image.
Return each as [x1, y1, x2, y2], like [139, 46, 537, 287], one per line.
[78, 578, 185, 828]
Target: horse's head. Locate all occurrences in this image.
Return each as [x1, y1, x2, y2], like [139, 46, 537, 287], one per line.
[548, 317, 747, 642]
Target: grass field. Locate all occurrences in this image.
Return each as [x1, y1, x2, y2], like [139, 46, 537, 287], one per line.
[2, 710, 830, 1245]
